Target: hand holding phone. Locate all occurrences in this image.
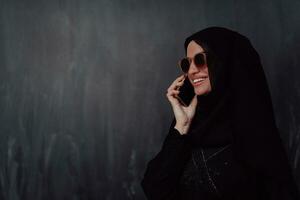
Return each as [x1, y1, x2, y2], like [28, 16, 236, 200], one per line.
[177, 76, 195, 107]
[166, 75, 197, 134]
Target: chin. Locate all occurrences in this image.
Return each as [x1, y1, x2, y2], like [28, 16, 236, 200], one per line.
[194, 87, 211, 96]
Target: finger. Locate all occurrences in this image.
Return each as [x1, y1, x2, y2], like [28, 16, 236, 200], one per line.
[166, 88, 181, 97]
[168, 75, 186, 91]
[169, 90, 180, 96]
[177, 74, 185, 80]
[173, 80, 185, 90]
[171, 74, 185, 86]
[166, 92, 180, 107]
[166, 90, 180, 98]
[189, 95, 198, 108]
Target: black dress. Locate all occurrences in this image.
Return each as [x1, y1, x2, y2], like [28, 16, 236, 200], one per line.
[141, 125, 262, 200]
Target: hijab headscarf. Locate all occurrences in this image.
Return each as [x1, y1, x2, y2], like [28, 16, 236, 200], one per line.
[178, 27, 299, 199]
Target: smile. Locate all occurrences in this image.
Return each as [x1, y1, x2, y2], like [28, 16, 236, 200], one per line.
[192, 77, 207, 86]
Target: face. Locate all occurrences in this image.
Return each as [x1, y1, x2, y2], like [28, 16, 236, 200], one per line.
[186, 40, 212, 96]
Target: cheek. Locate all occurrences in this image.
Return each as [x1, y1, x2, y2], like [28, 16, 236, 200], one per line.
[199, 79, 212, 93]
[207, 77, 212, 88]
[206, 80, 212, 93]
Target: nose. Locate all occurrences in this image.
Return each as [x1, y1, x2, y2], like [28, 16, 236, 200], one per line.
[188, 60, 201, 74]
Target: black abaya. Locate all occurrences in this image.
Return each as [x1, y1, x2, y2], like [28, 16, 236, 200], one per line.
[141, 27, 300, 200]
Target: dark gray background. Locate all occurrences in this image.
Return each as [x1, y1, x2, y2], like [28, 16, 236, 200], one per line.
[0, 0, 299, 199]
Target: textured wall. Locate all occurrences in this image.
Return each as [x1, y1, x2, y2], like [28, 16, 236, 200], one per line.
[0, 0, 299, 199]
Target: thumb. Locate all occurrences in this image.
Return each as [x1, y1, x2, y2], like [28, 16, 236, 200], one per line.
[189, 95, 197, 108]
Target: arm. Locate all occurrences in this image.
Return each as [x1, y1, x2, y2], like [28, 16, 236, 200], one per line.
[141, 122, 192, 200]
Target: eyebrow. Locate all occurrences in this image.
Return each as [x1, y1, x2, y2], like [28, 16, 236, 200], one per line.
[186, 51, 207, 58]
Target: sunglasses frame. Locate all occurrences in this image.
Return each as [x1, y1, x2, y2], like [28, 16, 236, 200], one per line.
[178, 51, 208, 73]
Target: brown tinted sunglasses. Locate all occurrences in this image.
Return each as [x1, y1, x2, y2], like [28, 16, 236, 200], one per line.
[178, 52, 207, 73]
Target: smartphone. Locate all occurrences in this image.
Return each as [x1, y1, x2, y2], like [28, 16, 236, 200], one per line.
[177, 76, 195, 107]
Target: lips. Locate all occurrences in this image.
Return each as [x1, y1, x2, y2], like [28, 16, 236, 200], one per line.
[192, 76, 207, 86]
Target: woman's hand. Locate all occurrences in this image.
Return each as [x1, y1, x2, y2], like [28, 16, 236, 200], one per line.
[166, 74, 197, 135]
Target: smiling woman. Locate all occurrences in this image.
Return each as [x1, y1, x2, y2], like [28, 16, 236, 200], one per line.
[141, 27, 300, 200]
[185, 41, 211, 96]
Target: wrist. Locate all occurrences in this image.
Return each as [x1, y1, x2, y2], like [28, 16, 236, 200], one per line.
[174, 123, 190, 135]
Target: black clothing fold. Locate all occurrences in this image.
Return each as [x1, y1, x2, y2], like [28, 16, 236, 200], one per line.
[141, 121, 191, 200]
[141, 27, 299, 199]
[141, 121, 261, 200]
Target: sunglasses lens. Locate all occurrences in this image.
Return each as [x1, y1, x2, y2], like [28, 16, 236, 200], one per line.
[194, 53, 205, 66]
[180, 58, 190, 73]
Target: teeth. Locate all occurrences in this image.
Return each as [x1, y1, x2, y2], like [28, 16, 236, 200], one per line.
[193, 77, 206, 83]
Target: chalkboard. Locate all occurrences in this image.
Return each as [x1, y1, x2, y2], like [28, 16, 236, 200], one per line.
[0, 0, 299, 199]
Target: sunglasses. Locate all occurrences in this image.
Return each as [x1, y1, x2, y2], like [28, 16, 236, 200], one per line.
[178, 52, 207, 73]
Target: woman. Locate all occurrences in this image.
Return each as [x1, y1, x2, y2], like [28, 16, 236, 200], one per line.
[140, 27, 300, 200]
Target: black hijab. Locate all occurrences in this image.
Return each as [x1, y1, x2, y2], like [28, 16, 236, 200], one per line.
[178, 27, 299, 198]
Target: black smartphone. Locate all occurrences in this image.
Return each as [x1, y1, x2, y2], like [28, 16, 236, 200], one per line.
[177, 76, 195, 107]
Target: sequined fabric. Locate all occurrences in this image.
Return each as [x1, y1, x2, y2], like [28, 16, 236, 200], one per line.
[179, 144, 248, 198]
